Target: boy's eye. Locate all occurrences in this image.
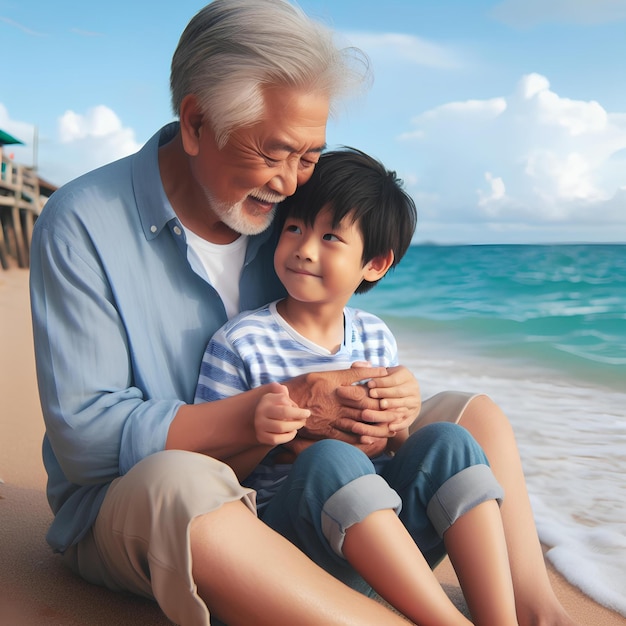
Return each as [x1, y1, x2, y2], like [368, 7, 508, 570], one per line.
[285, 224, 302, 234]
[322, 233, 340, 241]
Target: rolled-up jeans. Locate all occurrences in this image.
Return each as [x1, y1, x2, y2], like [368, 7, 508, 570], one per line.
[260, 421, 504, 595]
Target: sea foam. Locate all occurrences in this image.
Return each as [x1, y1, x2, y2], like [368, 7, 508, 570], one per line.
[400, 339, 626, 616]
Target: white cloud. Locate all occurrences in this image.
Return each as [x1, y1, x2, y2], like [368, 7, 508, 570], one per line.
[478, 172, 507, 214]
[1, 103, 33, 144]
[491, 0, 626, 27]
[399, 97, 507, 141]
[51, 105, 141, 183]
[59, 105, 135, 143]
[343, 31, 463, 69]
[1, 103, 141, 184]
[399, 73, 626, 237]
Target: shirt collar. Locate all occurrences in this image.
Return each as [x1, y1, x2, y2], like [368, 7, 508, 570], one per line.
[131, 121, 277, 256]
[133, 122, 179, 241]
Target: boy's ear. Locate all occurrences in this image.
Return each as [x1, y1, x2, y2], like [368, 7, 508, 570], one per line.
[363, 250, 394, 282]
[179, 94, 205, 157]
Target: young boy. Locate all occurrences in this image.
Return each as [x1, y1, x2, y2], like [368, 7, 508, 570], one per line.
[195, 148, 518, 625]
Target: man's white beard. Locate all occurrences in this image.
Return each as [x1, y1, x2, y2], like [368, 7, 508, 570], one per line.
[204, 188, 282, 236]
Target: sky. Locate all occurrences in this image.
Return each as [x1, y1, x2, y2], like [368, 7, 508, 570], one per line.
[1, 0, 626, 244]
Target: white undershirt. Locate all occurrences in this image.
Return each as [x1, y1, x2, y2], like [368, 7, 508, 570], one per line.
[182, 225, 248, 319]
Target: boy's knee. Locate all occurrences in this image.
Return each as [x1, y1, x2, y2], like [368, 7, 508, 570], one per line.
[411, 422, 489, 469]
[402, 424, 504, 538]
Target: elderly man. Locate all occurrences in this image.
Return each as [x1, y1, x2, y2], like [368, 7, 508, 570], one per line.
[30, 2, 415, 624]
[30, 1, 576, 625]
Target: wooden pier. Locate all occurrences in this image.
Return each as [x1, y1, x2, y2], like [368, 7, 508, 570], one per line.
[0, 152, 55, 269]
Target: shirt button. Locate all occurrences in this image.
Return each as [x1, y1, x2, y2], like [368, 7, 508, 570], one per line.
[173, 226, 182, 236]
[150, 225, 157, 233]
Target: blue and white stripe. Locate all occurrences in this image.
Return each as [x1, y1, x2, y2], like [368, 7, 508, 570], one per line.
[195, 300, 398, 402]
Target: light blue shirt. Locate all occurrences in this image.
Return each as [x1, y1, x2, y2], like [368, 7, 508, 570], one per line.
[29, 123, 285, 552]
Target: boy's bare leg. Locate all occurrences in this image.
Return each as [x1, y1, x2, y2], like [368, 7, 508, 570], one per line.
[458, 395, 578, 626]
[444, 500, 518, 625]
[190, 501, 409, 626]
[343, 509, 472, 626]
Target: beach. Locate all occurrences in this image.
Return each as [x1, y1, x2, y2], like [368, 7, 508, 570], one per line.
[1, 266, 625, 625]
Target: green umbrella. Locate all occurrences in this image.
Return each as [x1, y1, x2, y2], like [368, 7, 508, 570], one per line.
[0, 129, 24, 146]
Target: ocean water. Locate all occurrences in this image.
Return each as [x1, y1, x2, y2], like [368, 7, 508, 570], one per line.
[351, 244, 626, 616]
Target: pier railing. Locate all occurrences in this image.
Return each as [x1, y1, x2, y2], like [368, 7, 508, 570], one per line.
[0, 154, 47, 269]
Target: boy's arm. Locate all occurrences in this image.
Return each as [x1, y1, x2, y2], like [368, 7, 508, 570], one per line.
[173, 382, 309, 480]
[228, 382, 309, 479]
[168, 385, 269, 459]
[191, 326, 314, 475]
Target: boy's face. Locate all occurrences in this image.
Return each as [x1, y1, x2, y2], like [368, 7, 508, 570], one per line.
[274, 206, 382, 307]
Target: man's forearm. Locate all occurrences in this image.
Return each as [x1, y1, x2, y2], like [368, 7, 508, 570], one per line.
[167, 386, 269, 459]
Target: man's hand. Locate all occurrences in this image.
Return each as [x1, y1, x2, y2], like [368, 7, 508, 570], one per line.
[284, 366, 387, 438]
[282, 365, 421, 458]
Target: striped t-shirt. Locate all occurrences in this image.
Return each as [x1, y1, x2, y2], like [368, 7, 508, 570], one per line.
[194, 299, 399, 509]
[195, 300, 398, 402]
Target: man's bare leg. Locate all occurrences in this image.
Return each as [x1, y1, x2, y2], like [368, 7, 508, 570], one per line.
[458, 395, 578, 626]
[190, 501, 409, 626]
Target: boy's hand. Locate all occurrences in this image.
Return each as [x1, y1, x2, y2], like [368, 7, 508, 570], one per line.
[254, 382, 310, 446]
[338, 365, 421, 437]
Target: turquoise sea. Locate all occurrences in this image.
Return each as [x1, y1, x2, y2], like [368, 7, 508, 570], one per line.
[351, 244, 626, 616]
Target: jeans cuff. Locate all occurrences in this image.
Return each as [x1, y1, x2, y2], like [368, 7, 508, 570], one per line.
[427, 464, 504, 538]
[321, 473, 402, 557]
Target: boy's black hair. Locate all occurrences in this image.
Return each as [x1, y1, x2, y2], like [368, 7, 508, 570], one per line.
[277, 147, 417, 294]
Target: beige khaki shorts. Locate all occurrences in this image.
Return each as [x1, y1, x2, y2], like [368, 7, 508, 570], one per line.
[63, 450, 255, 626]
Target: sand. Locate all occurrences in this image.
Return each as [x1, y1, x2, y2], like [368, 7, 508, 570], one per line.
[1, 266, 624, 625]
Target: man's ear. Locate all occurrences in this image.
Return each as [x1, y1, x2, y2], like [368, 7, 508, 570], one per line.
[363, 250, 394, 282]
[179, 94, 205, 157]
